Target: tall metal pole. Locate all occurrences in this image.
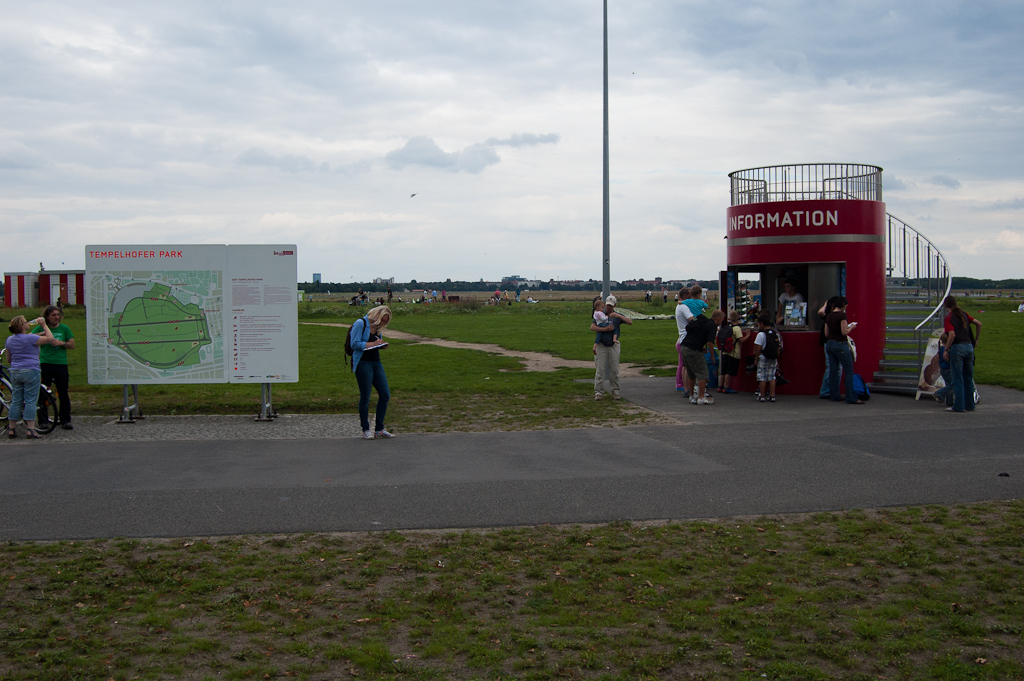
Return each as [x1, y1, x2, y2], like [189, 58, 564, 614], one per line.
[602, 0, 611, 299]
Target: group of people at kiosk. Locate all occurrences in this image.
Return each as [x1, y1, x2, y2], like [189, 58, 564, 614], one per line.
[674, 285, 794, 404]
[671, 283, 863, 405]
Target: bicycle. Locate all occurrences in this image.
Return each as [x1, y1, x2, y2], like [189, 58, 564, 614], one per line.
[1, 349, 58, 436]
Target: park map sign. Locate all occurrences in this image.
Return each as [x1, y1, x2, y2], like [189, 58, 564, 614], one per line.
[86, 245, 298, 385]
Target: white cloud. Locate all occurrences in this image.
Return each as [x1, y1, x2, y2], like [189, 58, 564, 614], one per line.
[1, 0, 1023, 281]
[926, 175, 962, 189]
[237, 148, 324, 173]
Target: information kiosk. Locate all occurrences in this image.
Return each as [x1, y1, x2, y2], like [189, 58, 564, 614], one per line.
[721, 164, 886, 395]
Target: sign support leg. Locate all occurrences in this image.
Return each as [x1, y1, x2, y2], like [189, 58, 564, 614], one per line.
[118, 384, 144, 423]
[255, 383, 277, 421]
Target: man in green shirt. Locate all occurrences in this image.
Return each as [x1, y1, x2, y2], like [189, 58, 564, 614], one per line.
[30, 305, 75, 430]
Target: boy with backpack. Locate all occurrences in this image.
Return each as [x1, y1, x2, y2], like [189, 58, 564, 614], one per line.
[716, 309, 749, 394]
[753, 312, 780, 402]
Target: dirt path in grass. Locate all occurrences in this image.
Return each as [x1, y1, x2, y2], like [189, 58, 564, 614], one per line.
[303, 322, 649, 376]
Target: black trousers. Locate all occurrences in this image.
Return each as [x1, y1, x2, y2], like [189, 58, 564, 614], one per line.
[39, 363, 72, 425]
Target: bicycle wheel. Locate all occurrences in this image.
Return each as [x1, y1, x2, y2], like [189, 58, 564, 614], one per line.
[0, 375, 11, 422]
[35, 387, 58, 434]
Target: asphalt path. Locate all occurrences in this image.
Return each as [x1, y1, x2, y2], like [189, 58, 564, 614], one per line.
[2, 379, 1022, 540]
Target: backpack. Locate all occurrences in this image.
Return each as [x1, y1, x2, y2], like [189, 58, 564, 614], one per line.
[761, 328, 780, 360]
[716, 323, 735, 354]
[685, 315, 712, 346]
[853, 374, 871, 401]
[345, 317, 366, 368]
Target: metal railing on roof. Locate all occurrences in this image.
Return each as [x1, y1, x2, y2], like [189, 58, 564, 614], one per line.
[730, 163, 883, 206]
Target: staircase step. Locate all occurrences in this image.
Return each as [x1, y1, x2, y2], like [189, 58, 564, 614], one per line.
[872, 366, 921, 376]
[885, 304, 936, 312]
[879, 359, 922, 370]
[867, 383, 919, 396]
[872, 372, 921, 387]
[883, 349, 921, 357]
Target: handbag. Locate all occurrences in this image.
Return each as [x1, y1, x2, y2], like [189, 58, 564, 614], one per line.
[847, 336, 857, 362]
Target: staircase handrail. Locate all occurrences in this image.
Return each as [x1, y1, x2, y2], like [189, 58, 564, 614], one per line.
[884, 213, 952, 333]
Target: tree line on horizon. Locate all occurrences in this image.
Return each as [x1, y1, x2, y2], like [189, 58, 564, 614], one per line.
[297, 279, 722, 294]
[297, 275, 1024, 296]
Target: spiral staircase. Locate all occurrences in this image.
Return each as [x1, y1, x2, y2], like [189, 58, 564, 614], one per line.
[869, 214, 952, 395]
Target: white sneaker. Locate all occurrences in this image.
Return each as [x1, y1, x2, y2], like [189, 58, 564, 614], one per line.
[374, 429, 395, 439]
[699, 396, 715, 405]
[689, 394, 698, 404]
[362, 430, 373, 439]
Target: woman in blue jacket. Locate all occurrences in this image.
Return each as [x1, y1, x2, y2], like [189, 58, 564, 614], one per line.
[351, 305, 393, 439]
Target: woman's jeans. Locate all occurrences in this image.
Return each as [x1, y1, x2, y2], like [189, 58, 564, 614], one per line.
[818, 346, 834, 397]
[948, 343, 976, 412]
[9, 368, 41, 423]
[355, 359, 390, 432]
[934, 366, 953, 405]
[826, 340, 858, 403]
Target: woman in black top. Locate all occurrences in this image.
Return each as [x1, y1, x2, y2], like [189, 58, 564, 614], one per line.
[823, 296, 863, 404]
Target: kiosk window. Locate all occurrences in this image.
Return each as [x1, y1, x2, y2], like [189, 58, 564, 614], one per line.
[722, 270, 763, 328]
[726, 263, 843, 330]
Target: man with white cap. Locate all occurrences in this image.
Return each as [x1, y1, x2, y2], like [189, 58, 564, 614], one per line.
[590, 295, 632, 400]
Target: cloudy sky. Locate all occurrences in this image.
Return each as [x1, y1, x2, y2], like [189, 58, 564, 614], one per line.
[2, 1, 1022, 283]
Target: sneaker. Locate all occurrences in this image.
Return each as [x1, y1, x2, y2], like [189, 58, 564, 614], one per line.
[362, 430, 374, 439]
[698, 396, 715, 405]
[595, 393, 603, 401]
[61, 423, 74, 431]
[611, 393, 621, 401]
[690, 395, 698, 405]
[374, 429, 395, 439]
[675, 387, 687, 392]
[717, 388, 725, 393]
[724, 388, 737, 394]
[769, 396, 776, 403]
[758, 396, 766, 403]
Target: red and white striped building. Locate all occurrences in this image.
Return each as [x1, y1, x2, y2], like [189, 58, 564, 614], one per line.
[4, 269, 85, 308]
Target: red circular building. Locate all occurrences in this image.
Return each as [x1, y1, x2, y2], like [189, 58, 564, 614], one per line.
[722, 163, 886, 395]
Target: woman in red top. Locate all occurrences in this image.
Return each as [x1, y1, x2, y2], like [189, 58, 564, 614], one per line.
[942, 295, 982, 412]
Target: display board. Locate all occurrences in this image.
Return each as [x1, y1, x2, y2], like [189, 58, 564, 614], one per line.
[86, 245, 298, 385]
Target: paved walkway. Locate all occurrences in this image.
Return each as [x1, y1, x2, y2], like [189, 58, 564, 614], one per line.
[2, 379, 1022, 540]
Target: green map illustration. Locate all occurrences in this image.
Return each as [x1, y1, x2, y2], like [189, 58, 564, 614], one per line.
[107, 282, 212, 369]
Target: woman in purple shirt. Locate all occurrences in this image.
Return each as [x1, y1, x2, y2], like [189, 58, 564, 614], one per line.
[5, 315, 53, 439]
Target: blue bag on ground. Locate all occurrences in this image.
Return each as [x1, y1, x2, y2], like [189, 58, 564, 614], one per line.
[853, 374, 870, 401]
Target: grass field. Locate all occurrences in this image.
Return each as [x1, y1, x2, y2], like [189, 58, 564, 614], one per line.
[3, 295, 1019, 426]
[2, 300, 1022, 679]
[1, 502, 1022, 680]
